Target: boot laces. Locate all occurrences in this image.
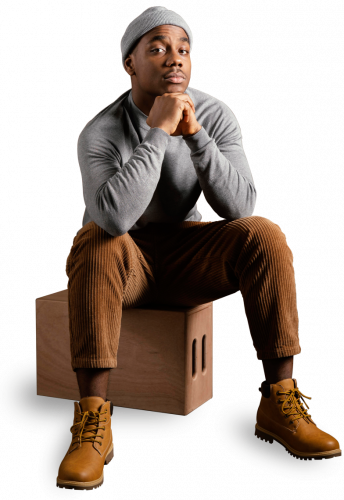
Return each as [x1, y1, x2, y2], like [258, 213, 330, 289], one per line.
[278, 387, 312, 423]
[70, 409, 107, 446]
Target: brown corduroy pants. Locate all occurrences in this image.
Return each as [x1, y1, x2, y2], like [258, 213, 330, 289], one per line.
[65, 216, 301, 372]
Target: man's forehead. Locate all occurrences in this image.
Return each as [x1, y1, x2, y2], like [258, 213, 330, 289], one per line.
[145, 28, 190, 45]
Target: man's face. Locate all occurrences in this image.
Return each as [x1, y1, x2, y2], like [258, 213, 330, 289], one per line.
[124, 24, 191, 97]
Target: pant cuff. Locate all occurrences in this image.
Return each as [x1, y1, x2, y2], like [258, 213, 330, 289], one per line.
[256, 345, 302, 361]
[71, 357, 118, 372]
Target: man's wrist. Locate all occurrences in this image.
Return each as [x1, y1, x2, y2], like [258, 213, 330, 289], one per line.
[183, 125, 202, 138]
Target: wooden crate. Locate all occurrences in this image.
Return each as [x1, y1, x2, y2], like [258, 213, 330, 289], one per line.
[36, 289, 213, 415]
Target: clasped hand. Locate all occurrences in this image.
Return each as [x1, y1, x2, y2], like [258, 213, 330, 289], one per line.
[172, 106, 202, 137]
[146, 92, 202, 137]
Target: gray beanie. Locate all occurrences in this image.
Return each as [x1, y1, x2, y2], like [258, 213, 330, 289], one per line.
[120, 6, 193, 69]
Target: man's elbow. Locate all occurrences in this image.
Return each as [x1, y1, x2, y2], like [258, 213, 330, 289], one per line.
[92, 219, 124, 237]
[226, 185, 257, 220]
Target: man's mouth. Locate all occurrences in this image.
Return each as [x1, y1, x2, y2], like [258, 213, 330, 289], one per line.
[164, 76, 185, 83]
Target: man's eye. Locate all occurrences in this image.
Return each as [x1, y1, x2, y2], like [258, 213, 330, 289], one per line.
[151, 48, 189, 53]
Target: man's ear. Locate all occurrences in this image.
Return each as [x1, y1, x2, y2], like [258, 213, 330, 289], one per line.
[124, 56, 135, 76]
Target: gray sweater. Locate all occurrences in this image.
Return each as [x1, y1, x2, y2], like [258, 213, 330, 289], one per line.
[76, 87, 257, 237]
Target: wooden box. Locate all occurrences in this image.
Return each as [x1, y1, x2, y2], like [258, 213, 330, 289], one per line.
[36, 289, 213, 415]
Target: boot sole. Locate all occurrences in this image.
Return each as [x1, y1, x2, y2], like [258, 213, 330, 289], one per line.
[56, 442, 114, 490]
[255, 424, 342, 460]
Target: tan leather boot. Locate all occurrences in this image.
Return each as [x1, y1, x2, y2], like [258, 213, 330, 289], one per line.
[255, 378, 341, 460]
[57, 396, 114, 490]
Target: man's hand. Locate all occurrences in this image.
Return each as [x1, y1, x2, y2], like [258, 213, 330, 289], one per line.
[146, 92, 202, 137]
[172, 105, 202, 137]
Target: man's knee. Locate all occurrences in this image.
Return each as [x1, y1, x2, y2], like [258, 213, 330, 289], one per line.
[244, 215, 290, 249]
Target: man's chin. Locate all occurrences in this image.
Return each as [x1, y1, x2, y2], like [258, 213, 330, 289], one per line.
[163, 80, 188, 91]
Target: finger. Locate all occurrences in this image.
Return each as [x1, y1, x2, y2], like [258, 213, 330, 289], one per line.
[175, 94, 195, 114]
[178, 95, 195, 113]
[183, 102, 191, 122]
[181, 101, 191, 116]
[184, 98, 195, 113]
[183, 95, 195, 113]
[185, 101, 195, 112]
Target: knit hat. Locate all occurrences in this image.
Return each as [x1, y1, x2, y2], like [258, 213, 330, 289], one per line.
[120, 6, 193, 69]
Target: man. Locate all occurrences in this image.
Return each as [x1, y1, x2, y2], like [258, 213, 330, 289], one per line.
[57, 5, 341, 491]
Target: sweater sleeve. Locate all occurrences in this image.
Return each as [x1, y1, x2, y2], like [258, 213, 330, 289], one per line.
[183, 104, 257, 220]
[77, 126, 170, 236]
